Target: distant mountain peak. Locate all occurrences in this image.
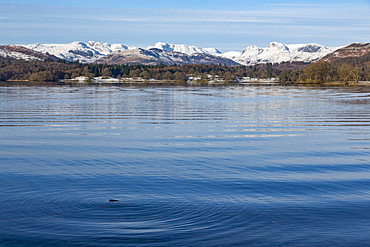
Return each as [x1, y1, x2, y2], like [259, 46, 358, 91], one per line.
[150, 42, 173, 51]
[147, 42, 221, 55]
[266, 42, 289, 51]
[268, 41, 285, 46]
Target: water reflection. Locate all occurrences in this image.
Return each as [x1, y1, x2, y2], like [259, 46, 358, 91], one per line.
[1, 84, 370, 246]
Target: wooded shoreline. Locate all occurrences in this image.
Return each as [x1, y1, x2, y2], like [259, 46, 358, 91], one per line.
[0, 50, 368, 85]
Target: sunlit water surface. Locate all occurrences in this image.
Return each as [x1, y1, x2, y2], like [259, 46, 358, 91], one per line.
[1, 84, 370, 246]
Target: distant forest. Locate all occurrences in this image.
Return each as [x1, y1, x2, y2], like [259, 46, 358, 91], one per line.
[0, 54, 369, 84]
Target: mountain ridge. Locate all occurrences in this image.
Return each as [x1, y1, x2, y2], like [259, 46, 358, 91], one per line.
[0, 41, 343, 65]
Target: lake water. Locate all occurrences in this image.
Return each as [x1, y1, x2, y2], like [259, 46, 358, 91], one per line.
[1, 83, 370, 246]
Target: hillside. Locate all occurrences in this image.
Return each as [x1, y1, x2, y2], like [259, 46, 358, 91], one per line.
[95, 48, 239, 66]
[320, 43, 370, 66]
[279, 43, 370, 84]
[321, 43, 370, 61]
[0, 45, 57, 61]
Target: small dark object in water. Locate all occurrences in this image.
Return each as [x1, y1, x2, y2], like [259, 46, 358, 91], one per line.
[109, 199, 119, 202]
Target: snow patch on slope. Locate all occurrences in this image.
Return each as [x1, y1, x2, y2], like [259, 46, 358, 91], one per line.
[0, 45, 52, 61]
[0, 47, 28, 60]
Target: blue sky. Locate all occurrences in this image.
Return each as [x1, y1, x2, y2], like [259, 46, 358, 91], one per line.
[0, 0, 369, 51]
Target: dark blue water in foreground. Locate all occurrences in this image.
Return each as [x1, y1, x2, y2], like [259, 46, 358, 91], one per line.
[1, 84, 370, 246]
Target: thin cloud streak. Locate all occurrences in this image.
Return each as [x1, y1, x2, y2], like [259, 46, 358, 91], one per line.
[92, 17, 282, 24]
[270, 3, 347, 7]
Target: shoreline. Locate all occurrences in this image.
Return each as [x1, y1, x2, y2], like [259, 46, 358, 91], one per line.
[1, 80, 370, 87]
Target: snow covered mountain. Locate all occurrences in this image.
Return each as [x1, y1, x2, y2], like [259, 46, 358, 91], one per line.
[96, 48, 238, 66]
[147, 42, 221, 56]
[21, 41, 136, 63]
[0, 40, 338, 65]
[220, 42, 337, 65]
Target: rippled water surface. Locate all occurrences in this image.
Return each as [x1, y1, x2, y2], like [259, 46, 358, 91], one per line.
[1, 84, 370, 246]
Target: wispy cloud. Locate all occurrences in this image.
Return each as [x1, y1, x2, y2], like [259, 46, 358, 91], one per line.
[0, 2, 368, 49]
[2, 4, 368, 24]
[68, 7, 370, 22]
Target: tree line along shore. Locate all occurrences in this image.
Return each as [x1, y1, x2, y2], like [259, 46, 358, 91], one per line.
[0, 54, 369, 84]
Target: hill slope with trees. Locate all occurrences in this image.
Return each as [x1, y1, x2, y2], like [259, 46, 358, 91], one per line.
[279, 43, 370, 84]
